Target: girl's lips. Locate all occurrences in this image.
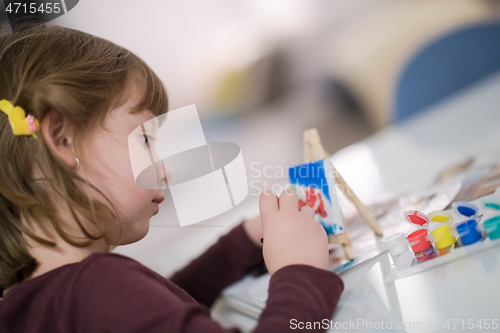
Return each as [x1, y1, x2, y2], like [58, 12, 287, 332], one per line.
[152, 196, 164, 215]
[152, 201, 160, 215]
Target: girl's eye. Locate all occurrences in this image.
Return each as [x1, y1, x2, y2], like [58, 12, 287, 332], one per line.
[140, 134, 156, 147]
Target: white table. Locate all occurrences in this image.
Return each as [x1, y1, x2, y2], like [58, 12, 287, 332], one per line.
[215, 70, 500, 333]
[332, 70, 500, 203]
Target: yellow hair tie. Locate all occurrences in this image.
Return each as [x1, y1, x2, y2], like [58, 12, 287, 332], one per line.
[0, 99, 40, 138]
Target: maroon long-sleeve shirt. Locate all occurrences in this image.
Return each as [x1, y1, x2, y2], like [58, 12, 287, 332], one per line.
[0, 222, 344, 332]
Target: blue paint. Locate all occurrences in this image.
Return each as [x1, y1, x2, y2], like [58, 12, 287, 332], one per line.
[321, 222, 334, 235]
[456, 219, 482, 245]
[289, 159, 344, 236]
[289, 159, 331, 203]
[457, 206, 476, 217]
[320, 221, 343, 235]
[333, 259, 356, 274]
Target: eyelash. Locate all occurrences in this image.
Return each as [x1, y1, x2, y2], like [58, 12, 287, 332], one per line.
[141, 134, 156, 146]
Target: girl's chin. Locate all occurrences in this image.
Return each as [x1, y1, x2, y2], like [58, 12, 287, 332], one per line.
[119, 221, 150, 245]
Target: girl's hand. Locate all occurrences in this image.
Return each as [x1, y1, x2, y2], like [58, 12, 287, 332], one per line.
[259, 189, 329, 275]
[242, 215, 263, 248]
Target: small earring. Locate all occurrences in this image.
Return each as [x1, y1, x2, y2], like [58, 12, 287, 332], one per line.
[74, 158, 80, 170]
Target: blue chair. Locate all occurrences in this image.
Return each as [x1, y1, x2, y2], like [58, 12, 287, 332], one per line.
[394, 21, 500, 123]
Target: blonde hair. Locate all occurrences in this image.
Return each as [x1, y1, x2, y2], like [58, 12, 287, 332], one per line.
[0, 23, 168, 289]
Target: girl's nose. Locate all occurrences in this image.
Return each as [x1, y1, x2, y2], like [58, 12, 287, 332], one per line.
[155, 160, 171, 187]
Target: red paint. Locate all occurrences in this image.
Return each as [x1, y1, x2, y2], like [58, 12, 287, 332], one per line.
[404, 210, 429, 227]
[298, 187, 327, 218]
[407, 229, 432, 253]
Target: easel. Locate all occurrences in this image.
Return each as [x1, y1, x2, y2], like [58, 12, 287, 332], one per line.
[303, 128, 383, 259]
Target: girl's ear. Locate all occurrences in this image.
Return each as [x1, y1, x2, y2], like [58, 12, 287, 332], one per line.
[41, 111, 79, 169]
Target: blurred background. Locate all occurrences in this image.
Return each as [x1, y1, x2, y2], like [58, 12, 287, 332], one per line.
[37, 0, 500, 275]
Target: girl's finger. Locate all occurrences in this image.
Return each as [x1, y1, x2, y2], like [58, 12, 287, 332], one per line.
[259, 190, 278, 218]
[300, 205, 315, 218]
[278, 188, 299, 211]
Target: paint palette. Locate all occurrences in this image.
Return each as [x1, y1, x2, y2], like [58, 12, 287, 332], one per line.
[384, 191, 500, 282]
[288, 158, 344, 235]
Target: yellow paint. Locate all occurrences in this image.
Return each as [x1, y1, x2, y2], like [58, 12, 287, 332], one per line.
[431, 225, 456, 249]
[431, 215, 450, 222]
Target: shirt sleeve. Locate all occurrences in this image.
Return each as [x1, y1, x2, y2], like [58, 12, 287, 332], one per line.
[256, 265, 344, 331]
[69, 253, 344, 333]
[169, 221, 265, 308]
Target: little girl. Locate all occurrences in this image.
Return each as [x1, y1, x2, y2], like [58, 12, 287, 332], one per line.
[0, 23, 343, 332]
